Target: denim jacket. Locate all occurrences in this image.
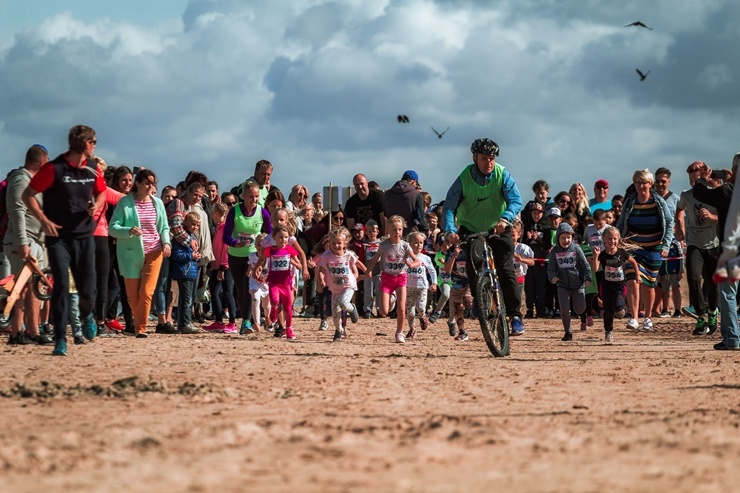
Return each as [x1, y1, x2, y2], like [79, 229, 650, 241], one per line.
[616, 190, 674, 253]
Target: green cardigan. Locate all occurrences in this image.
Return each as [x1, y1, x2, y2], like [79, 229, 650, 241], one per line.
[108, 194, 171, 279]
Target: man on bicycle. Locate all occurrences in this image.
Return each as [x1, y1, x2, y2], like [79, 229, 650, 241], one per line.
[442, 138, 525, 334]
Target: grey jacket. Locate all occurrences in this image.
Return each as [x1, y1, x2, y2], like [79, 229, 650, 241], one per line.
[3, 166, 44, 252]
[547, 223, 591, 289]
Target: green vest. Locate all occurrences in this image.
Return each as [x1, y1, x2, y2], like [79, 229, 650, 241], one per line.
[456, 164, 506, 232]
[228, 204, 264, 257]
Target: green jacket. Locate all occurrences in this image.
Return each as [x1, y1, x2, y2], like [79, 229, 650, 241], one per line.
[109, 194, 171, 278]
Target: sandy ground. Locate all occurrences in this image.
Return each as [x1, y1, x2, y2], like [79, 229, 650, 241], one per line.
[2, 310, 739, 493]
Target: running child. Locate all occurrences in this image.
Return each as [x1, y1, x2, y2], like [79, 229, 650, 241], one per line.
[429, 233, 454, 324]
[405, 231, 437, 340]
[444, 236, 473, 341]
[315, 227, 361, 342]
[592, 226, 639, 344]
[364, 215, 420, 344]
[512, 220, 535, 300]
[247, 233, 271, 332]
[254, 225, 302, 340]
[547, 223, 592, 341]
[362, 219, 382, 318]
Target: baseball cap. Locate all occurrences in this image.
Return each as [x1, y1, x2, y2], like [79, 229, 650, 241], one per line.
[402, 170, 419, 183]
[595, 179, 609, 188]
[352, 223, 365, 231]
[547, 207, 561, 217]
[531, 203, 544, 211]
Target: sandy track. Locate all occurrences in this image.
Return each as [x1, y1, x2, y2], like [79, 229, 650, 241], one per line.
[1, 314, 738, 492]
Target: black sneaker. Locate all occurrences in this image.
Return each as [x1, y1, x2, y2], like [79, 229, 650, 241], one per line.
[28, 333, 55, 345]
[274, 325, 285, 338]
[40, 323, 53, 335]
[136, 333, 148, 339]
[74, 335, 87, 345]
[562, 332, 573, 341]
[333, 329, 343, 342]
[155, 322, 179, 334]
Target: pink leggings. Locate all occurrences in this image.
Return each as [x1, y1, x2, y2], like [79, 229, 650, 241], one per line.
[269, 284, 294, 328]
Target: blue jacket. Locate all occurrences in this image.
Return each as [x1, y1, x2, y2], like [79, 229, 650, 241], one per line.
[547, 223, 591, 289]
[616, 190, 674, 254]
[442, 162, 523, 233]
[170, 233, 199, 280]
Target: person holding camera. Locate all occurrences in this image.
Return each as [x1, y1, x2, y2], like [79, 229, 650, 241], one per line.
[675, 161, 719, 335]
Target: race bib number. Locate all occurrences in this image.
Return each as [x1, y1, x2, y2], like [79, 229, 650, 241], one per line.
[589, 234, 603, 249]
[555, 251, 577, 268]
[604, 264, 625, 282]
[439, 272, 452, 283]
[384, 255, 406, 274]
[365, 245, 379, 261]
[238, 233, 255, 247]
[328, 262, 349, 285]
[270, 255, 291, 271]
[454, 260, 467, 278]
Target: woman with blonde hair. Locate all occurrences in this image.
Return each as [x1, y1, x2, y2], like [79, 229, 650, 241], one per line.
[616, 169, 674, 332]
[569, 182, 591, 223]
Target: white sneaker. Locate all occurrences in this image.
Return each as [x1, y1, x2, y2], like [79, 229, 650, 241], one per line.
[627, 318, 639, 330]
[395, 331, 405, 344]
[642, 318, 653, 330]
[605, 331, 614, 344]
[318, 320, 329, 331]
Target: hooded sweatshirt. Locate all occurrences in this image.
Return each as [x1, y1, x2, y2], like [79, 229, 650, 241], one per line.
[547, 223, 591, 289]
[383, 180, 425, 232]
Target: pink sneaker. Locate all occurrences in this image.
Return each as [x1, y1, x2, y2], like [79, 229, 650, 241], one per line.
[222, 323, 238, 334]
[586, 316, 594, 327]
[203, 321, 226, 332]
[286, 327, 296, 340]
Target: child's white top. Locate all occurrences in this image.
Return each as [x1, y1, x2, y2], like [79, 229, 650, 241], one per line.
[406, 253, 437, 289]
[514, 242, 534, 279]
[316, 250, 358, 293]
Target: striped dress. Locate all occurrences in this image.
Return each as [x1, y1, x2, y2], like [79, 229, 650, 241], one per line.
[624, 197, 663, 286]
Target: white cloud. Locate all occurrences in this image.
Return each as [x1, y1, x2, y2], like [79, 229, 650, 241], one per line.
[0, 0, 739, 206]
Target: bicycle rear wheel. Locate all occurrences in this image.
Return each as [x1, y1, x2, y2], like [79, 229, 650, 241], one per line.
[0, 293, 13, 329]
[476, 274, 510, 357]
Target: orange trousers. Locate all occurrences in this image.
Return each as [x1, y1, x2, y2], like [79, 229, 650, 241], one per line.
[124, 250, 164, 335]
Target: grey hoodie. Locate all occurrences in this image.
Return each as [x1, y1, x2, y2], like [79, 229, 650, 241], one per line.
[547, 223, 591, 289]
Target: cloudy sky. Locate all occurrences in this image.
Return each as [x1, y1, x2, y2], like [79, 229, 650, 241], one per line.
[1, 0, 739, 206]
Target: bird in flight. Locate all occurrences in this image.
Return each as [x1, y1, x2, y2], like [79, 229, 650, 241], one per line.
[397, 114, 410, 123]
[635, 68, 650, 81]
[431, 126, 449, 139]
[624, 20, 652, 30]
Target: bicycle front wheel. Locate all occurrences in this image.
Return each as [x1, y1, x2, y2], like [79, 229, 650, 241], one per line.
[476, 274, 510, 357]
[32, 268, 53, 301]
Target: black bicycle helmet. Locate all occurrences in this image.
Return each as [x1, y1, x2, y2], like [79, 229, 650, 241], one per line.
[470, 138, 499, 157]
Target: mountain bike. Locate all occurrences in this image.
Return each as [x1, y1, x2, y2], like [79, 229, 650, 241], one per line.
[0, 255, 53, 329]
[462, 232, 510, 357]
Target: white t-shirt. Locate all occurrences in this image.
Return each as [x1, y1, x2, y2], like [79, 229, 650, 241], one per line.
[514, 242, 534, 279]
[316, 250, 358, 293]
[406, 253, 437, 289]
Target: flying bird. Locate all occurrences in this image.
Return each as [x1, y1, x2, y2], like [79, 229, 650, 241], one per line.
[635, 68, 650, 81]
[397, 114, 410, 123]
[624, 20, 652, 30]
[431, 126, 449, 139]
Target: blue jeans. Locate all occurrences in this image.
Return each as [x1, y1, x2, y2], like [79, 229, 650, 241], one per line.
[176, 278, 195, 328]
[153, 257, 170, 316]
[719, 279, 739, 347]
